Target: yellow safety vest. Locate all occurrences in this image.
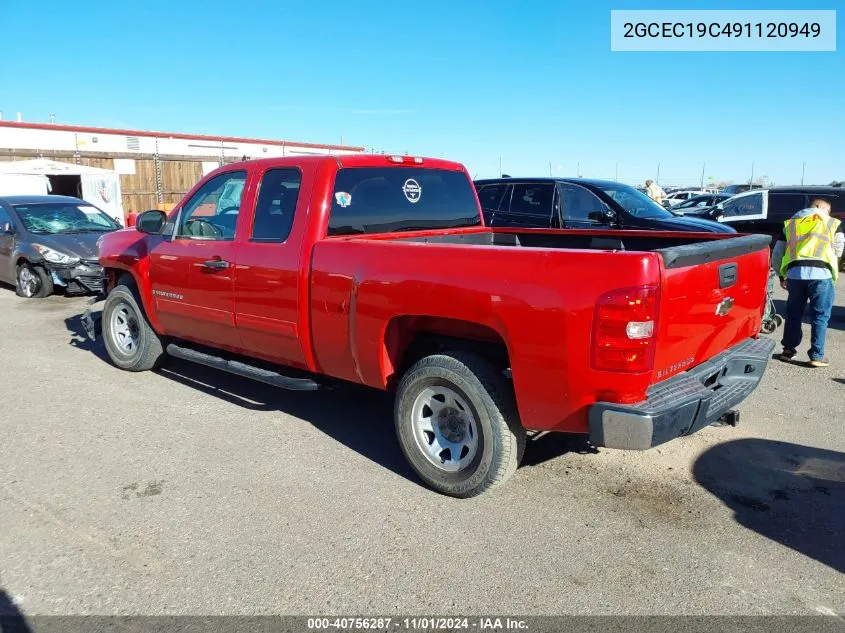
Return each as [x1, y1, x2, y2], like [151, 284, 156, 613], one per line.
[779, 214, 841, 281]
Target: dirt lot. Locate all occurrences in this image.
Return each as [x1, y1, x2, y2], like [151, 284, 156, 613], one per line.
[0, 280, 843, 616]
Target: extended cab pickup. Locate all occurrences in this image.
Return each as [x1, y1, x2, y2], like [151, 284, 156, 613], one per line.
[87, 154, 776, 497]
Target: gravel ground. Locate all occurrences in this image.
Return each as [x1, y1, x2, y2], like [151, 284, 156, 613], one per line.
[0, 279, 843, 617]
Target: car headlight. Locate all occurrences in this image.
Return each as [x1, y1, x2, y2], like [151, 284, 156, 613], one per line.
[33, 244, 80, 265]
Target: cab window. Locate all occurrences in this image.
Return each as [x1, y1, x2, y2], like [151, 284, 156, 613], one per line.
[251, 168, 302, 242]
[176, 171, 247, 240]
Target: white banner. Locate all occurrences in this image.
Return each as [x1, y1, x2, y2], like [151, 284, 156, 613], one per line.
[80, 173, 125, 226]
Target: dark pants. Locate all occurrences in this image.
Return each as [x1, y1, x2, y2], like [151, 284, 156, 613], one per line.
[781, 277, 835, 361]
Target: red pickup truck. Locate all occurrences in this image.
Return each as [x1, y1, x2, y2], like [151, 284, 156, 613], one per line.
[85, 154, 775, 497]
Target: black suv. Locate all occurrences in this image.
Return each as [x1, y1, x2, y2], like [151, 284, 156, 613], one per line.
[688, 186, 845, 244]
[473, 178, 734, 233]
[720, 184, 764, 195]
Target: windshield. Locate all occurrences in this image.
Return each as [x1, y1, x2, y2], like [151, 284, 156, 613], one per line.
[597, 182, 674, 219]
[328, 167, 481, 235]
[12, 202, 121, 235]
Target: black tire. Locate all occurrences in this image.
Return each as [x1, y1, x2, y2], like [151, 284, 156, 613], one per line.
[760, 320, 777, 335]
[16, 262, 54, 298]
[394, 351, 526, 498]
[102, 283, 164, 371]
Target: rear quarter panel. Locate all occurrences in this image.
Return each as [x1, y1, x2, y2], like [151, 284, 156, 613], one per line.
[309, 238, 664, 433]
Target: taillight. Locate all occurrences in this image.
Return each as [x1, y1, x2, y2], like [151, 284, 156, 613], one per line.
[591, 285, 659, 372]
[387, 155, 424, 164]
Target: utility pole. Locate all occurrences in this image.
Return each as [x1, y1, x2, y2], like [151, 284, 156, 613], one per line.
[801, 161, 806, 185]
[700, 162, 706, 189]
[750, 161, 755, 184]
[656, 162, 661, 185]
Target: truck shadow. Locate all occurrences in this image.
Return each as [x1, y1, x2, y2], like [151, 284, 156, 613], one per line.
[693, 438, 845, 574]
[63, 313, 111, 362]
[0, 589, 32, 633]
[63, 309, 591, 483]
[156, 358, 420, 482]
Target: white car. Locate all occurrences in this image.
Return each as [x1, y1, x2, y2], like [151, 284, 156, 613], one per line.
[661, 190, 705, 208]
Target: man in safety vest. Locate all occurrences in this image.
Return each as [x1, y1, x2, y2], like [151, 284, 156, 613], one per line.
[645, 179, 665, 205]
[772, 198, 844, 367]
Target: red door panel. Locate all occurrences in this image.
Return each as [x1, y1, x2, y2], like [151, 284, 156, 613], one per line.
[233, 166, 312, 368]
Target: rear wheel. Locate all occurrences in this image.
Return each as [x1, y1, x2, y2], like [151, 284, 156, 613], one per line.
[16, 263, 53, 298]
[102, 284, 164, 371]
[394, 351, 525, 498]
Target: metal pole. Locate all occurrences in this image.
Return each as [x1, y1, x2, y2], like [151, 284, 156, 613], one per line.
[656, 162, 661, 185]
[700, 162, 706, 190]
[801, 162, 805, 185]
[549, 162, 553, 177]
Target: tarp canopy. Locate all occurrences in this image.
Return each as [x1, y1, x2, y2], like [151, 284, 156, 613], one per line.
[0, 159, 125, 224]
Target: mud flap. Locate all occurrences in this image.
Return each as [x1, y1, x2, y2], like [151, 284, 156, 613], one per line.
[81, 292, 106, 341]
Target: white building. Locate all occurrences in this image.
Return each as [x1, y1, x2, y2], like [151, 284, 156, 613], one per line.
[0, 119, 366, 214]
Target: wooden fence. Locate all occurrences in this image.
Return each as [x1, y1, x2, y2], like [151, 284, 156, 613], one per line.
[0, 151, 215, 216]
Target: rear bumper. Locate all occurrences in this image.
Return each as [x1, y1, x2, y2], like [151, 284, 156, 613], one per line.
[588, 336, 776, 450]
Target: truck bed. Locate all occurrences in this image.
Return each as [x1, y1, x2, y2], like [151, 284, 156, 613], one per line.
[311, 227, 772, 433]
[393, 227, 770, 269]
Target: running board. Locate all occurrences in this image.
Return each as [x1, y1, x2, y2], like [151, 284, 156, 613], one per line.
[166, 344, 320, 391]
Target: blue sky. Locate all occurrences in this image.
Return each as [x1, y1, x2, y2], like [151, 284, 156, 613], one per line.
[0, 0, 842, 186]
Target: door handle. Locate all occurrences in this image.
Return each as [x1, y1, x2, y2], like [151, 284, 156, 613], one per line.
[202, 259, 230, 270]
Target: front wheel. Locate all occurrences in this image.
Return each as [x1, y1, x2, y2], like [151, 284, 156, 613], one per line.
[394, 351, 526, 498]
[16, 263, 53, 298]
[102, 284, 164, 371]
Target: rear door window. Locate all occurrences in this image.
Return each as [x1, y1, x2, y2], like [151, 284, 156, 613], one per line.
[767, 193, 807, 222]
[250, 168, 302, 242]
[720, 191, 766, 222]
[328, 167, 481, 235]
[476, 184, 510, 213]
[508, 183, 555, 219]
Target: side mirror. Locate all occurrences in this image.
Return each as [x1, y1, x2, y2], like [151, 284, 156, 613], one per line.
[0, 221, 13, 235]
[136, 209, 167, 235]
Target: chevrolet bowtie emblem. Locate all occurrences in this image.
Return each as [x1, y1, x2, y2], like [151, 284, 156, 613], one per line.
[715, 297, 735, 316]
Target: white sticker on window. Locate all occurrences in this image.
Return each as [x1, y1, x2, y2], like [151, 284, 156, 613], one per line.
[402, 179, 422, 204]
[335, 192, 352, 207]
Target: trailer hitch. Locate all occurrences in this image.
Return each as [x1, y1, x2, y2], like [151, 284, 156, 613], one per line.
[712, 410, 740, 427]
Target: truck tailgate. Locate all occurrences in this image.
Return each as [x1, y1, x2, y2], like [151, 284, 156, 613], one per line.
[651, 234, 772, 382]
